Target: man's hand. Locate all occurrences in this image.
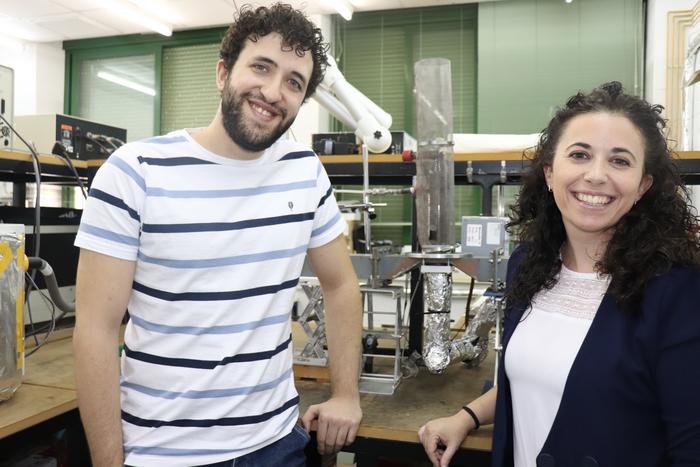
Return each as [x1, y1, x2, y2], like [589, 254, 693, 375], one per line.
[301, 395, 362, 455]
[418, 411, 472, 467]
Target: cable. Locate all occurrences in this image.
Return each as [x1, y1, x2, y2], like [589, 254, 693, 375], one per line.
[61, 154, 88, 198]
[105, 136, 124, 148]
[52, 143, 88, 199]
[461, 277, 475, 334]
[25, 296, 39, 347]
[82, 133, 113, 156]
[0, 114, 42, 254]
[24, 271, 57, 357]
[402, 271, 423, 329]
[0, 114, 44, 342]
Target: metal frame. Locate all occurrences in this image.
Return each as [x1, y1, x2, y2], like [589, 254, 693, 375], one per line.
[359, 284, 407, 395]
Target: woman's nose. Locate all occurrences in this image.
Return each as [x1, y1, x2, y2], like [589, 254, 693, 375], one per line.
[584, 159, 607, 184]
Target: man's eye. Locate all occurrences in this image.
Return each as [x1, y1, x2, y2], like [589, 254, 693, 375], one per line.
[253, 64, 267, 72]
[288, 79, 302, 90]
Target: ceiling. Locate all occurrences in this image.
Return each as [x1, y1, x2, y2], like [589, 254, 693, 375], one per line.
[0, 0, 502, 43]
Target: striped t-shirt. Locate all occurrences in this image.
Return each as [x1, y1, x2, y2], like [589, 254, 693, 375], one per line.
[74, 129, 345, 466]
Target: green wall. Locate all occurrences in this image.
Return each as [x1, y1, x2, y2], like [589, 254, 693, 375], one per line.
[477, 0, 644, 133]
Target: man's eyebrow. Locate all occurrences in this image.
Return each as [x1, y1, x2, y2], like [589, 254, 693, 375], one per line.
[253, 56, 307, 85]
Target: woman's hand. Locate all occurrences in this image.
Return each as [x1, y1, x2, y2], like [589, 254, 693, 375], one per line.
[418, 410, 473, 467]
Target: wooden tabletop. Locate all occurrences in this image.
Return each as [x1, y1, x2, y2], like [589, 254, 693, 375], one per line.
[1, 329, 495, 453]
[0, 333, 78, 439]
[298, 352, 494, 452]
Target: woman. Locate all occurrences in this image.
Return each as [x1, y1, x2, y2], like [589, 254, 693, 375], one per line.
[418, 82, 700, 467]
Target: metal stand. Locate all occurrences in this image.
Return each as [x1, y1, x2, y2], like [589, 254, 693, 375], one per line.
[294, 282, 328, 366]
[359, 284, 406, 395]
[294, 145, 411, 392]
[484, 248, 506, 386]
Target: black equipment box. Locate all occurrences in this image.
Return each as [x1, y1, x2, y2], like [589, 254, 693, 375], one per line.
[312, 131, 416, 155]
[14, 113, 127, 160]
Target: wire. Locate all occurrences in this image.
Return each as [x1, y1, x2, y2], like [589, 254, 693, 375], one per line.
[0, 113, 47, 355]
[458, 276, 475, 336]
[402, 271, 423, 329]
[57, 152, 88, 199]
[51, 141, 88, 198]
[0, 114, 42, 254]
[25, 296, 39, 348]
[82, 133, 113, 156]
[24, 272, 57, 357]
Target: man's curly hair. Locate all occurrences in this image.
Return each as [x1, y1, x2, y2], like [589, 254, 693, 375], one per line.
[507, 81, 700, 314]
[219, 3, 329, 100]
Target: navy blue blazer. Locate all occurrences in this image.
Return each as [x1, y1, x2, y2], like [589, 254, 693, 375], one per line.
[491, 247, 700, 467]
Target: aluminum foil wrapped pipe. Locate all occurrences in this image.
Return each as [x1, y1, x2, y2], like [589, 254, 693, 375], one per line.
[422, 272, 453, 374]
[414, 58, 455, 251]
[449, 299, 498, 365]
[0, 232, 24, 401]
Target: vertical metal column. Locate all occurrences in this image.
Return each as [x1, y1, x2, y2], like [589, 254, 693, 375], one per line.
[408, 197, 423, 354]
[12, 182, 25, 207]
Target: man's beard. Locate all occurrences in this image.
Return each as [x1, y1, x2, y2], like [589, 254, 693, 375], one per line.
[221, 86, 294, 152]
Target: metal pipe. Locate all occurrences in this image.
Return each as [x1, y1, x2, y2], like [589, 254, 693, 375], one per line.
[422, 268, 452, 374]
[27, 257, 75, 315]
[362, 144, 372, 254]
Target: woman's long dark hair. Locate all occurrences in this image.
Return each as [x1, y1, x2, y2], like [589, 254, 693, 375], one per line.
[507, 81, 700, 313]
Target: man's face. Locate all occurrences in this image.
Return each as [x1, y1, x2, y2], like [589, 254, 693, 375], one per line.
[218, 33, 313, 152]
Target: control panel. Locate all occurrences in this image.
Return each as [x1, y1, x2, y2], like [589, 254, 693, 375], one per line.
[0, 65, 14, 149]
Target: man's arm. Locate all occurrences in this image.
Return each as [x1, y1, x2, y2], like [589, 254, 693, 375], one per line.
[73, 249, 136, 467]
[300, 234, 363, 455]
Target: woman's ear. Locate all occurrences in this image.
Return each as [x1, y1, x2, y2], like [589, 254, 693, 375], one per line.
[637, 174, 653, 199]
[543, 165, 553, 190]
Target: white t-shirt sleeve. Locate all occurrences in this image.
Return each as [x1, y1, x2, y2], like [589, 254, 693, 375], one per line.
[74, 146, 145, 261]
[308, 159, 345, 249]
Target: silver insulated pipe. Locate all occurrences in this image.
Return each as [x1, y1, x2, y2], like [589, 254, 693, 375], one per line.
[449, 298, 498, 367]
[422, 268, 453, 373]
[423, 273, 498, 374]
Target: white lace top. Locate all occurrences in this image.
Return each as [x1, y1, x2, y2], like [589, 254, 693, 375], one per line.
[504, 264, 610, 467]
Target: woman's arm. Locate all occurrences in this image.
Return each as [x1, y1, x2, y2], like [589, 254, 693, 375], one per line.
[418, 386, 497, 467]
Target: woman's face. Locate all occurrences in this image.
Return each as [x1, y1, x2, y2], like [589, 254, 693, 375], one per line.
[544, 112, 653, 243]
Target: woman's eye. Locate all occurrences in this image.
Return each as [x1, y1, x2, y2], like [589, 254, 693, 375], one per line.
[569, 151, 588, 160]
[253, 64, 267, 72]
[611, 157, 631, 167]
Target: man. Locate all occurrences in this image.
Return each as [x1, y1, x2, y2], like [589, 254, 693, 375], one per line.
[73, 4, 363, 466]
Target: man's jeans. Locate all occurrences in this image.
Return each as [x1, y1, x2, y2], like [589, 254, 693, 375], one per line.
[126, 425, 311, 467]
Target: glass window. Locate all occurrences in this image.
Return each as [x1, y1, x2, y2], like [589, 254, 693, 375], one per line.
[161, 43, 220, 134]
[77, 54, 156, 142]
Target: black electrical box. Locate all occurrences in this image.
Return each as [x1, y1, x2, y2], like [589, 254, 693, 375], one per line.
[14, 113, 127, 160]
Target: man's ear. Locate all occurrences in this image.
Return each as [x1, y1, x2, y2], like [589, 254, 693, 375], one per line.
[216, 59, 228, 92]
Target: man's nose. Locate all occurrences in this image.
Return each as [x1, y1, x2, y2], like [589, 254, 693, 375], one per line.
[260, 76, 283, 103]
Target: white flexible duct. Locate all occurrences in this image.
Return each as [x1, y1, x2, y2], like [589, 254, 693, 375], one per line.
[313, 55, 393, 153]
[313, 88, 356, 129]
[323, 55, 392, 129]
